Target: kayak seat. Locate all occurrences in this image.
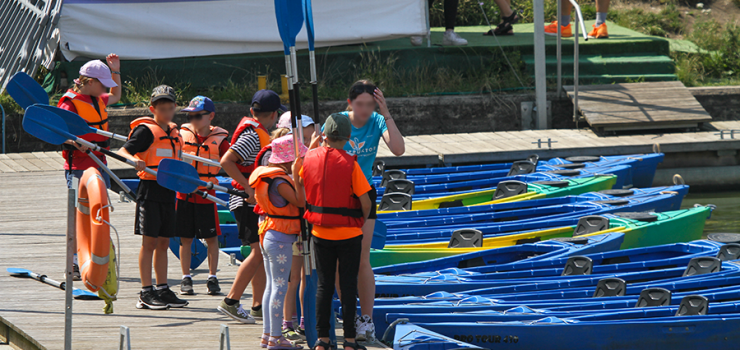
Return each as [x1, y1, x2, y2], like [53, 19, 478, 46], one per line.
[561, 256, 593, 276]
[676, 295, 709, 316]
[574, 215, 610, 236]
[372, 160, 385, 176]
[380, 169, 406, 187]
[507, 160, 536, 176]
[386, 179, 415, 195]
[717, 243, 740, 261]
[598, 189, 634, 197]
[528, 154, 540, 166]
[378, 193, 412, 211]
[493, 180, 528, 200]
[448, 229, 483, 248]
[635, 287, 672, 307]
[566, 155, 601, 162]
[593, 277, 627, 298]
[682, 256, 721, 277]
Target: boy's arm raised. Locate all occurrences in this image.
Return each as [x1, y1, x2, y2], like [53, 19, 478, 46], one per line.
[221, 150, 256, 203]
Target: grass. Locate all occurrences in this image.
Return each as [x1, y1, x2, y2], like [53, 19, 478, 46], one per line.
[610, 4, 685, 37]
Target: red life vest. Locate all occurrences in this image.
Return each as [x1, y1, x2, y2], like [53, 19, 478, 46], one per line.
[58, 90, 110, 161]
[302, 147, 364, 228]
[230, 117, 270, 190]
[255, 144, 272, 167]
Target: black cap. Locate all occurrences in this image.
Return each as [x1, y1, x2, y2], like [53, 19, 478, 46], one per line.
[151, 85, 177, 103]
[251, 89, 286, 113]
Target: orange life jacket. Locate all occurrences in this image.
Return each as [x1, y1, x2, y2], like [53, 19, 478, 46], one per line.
[249, 166, 302, 235]
[128, 117, 182, 181]
[230, 117, 270, 190]
[58, 90, 110, 160]
[180, 123, 229, 184]
[302, 147, 364, 228]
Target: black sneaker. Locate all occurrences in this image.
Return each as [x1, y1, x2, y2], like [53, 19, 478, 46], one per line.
[72, 263, 81, 281]
[180, 277, 194, 295]
[157, 287, 189, 308]
[136, 290, 169, 310]
[206, 277, 221, 295]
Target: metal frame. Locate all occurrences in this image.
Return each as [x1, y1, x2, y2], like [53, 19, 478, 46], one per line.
[533, 0, 547, 129]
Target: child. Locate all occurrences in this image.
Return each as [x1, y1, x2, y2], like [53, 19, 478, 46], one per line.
[299, 114, 373, 350]
[57, 54, 122, 280]
[276, 112, 316, 147]
[250, 135, 307, 349]
[117, 85, 188, 310]
[218, 90, 283, 323]
[177, 96, 230, 296]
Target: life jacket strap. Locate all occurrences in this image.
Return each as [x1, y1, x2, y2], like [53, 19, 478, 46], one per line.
[306, 204, 363, 218]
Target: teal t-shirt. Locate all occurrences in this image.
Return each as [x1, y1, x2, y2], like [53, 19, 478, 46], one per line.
[323, 111, 387, 183]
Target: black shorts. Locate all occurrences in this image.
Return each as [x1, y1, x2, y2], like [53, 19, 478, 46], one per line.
[175, 199, 221, 239]
[232, 205, 260, 246]
[368, 186, 377, 220]
[135, 200, 176, 238]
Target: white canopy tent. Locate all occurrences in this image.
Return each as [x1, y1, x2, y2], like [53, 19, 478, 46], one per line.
[59, 0, 429, 61]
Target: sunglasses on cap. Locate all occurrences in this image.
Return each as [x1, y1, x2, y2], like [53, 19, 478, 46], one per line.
[187, 112, 210, 120]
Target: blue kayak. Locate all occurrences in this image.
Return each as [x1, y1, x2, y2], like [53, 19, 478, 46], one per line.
[391, 322, 481, 350]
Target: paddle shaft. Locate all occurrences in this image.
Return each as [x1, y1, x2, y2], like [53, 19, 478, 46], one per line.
[71, 138, 227, 207]
[83, 149, 136, 201]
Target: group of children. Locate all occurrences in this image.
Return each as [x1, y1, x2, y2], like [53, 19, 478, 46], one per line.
[60, 55, 406, 350]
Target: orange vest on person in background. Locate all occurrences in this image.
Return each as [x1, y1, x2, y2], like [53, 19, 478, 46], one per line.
[128, 117, 182, 181]
[58, 90, 110, 160]
[230, 117, 270, 190]
[302, 147, 364, 228]
[249, 166, 302, 236]
[180, 123, 229, 185]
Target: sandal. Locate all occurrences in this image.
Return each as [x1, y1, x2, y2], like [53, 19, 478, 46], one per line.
[343, 341, 367, 350]
[269, 336, 303, 350]
[312, 340, 333, 350]
[262, 334, 270, 348]
[485, 11, 519, 36]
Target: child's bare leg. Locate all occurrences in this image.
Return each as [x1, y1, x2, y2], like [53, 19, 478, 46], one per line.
[284, 255, 303, 321]
[140, 236, 157, 287]
[153, 237, 170, 285]
[205, 236, 219, 276]
[357, 219, 376, 316]
[226, 242, 264, 299]
[179, 237, 193, 276]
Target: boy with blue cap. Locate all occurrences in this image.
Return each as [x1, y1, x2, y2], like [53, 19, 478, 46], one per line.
[177, 96, 230, 296]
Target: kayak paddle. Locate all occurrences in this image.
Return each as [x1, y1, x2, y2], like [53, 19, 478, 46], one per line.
[157, 159, 249, 199]
[303, 0, 321, 125]
[5, 72, 49, 109]
[22, 106, 227, 207]
[8, 268, 100, 300]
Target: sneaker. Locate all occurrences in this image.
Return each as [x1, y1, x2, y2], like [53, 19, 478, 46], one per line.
[136, 290, 169, 310]
[355, 315, 376, 341]
[282, 327, 303, 341]
[588, 23, 609, 39]
[218, 301, 256, 324]
[180, 277, 194, 295]
[157, 287, 189, 308]
[410, 36, 423, 46]
[442, 30, 468, 46]
[72, 263, 81, 281]
[544, 21, 573, 37]
[206, 277, 221, 295]
[251, 307, 263, 320]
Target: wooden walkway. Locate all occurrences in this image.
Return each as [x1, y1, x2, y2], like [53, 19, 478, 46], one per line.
[0, 171, 388, 349]
[564, 81, 713, 132]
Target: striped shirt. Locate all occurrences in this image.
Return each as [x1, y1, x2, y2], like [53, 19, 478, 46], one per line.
[228, 129, 261, 211]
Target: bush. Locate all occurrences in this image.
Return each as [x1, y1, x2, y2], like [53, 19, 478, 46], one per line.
[610, 4, 684, 37]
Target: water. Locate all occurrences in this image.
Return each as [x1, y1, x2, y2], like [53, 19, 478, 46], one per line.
[681, 191, 740, 237]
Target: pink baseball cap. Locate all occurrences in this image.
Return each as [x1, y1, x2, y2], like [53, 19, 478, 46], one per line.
[78, 60, 117, 88]
[277, 112, 315, 130]
[268, 135, 308, 164]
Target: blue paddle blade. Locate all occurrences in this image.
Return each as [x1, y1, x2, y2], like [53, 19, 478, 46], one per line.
[303, 272, 318, 345]
[156, 159, 203, 194]
[72, 288, 101, 300]
[372, 220, 387, 249]
[7, 268, 31, 276]
[169, 237, 208, 270]
[274, 0, 291, 55]
[23, 106, 74, 145]
[5, 72, 49, 109]
[302, 0, 315, 51]
[35, 104, 97, 137]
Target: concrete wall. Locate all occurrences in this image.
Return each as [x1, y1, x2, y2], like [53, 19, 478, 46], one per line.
[4, 87, 738, 153]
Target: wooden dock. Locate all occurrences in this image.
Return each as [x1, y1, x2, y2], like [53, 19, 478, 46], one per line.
[564, 81, 713, 132]
[0, 171, 389, 349]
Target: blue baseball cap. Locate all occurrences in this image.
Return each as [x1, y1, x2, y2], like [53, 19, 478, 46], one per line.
[181, 95, 215, 113]
[251, 90, 286, 113]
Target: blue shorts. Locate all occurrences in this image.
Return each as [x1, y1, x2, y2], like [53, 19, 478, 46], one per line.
[65, 168, 111, 189]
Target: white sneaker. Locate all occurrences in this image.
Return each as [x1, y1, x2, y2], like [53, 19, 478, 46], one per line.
[410, 36, 423, 46]
[442, 30, 468, 46]
[355, 314, 376, 341]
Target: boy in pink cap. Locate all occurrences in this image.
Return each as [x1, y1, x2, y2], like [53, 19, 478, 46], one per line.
[56, 53, 121, 280]
[248, 135, 307, 349]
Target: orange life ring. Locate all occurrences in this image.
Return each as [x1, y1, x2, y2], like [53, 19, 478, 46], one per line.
[76, 168, 111, 292]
